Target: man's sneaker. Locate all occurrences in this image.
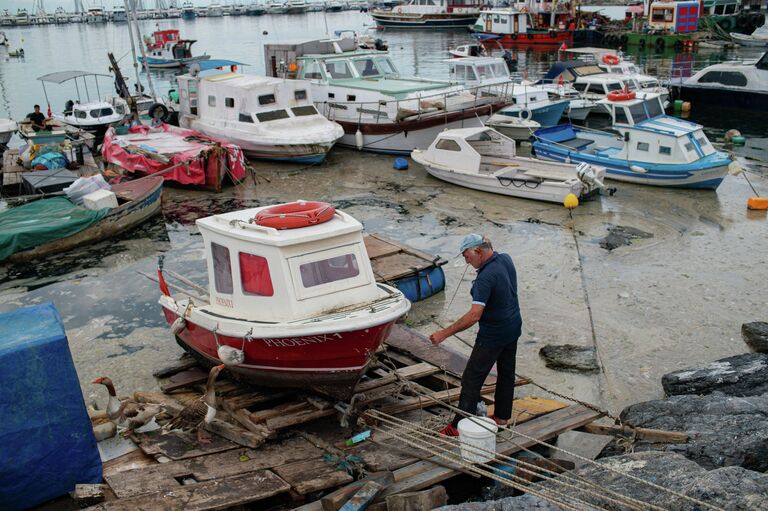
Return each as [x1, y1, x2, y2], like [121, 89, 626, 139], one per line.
[489, 414, 508, 426]
[439, 424, 460, 437]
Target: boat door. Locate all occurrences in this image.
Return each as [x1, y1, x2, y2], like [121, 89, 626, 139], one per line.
[485, 13, 492, 32]
[177, 76, 198, 118]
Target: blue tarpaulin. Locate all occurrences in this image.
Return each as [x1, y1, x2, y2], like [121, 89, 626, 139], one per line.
[0, 303, 102, 511]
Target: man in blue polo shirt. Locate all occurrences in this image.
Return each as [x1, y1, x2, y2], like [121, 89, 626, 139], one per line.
[430, 234, 522, 436]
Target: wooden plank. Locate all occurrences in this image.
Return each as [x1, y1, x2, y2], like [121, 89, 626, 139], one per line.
[206, 417, 270, 449]
[501, 396, 569, 424]
[578, 423, 689, 443]
[224, 389, 294, 410]
[339, 481, 383, 511]
[106, 437, 322, 499]
[379, 405, 602, 498]
[152, 356, 199, 379]
[131, 429, 238, 461]
[321, 472, 394, 511]
[355, 362, 439, 393]
[274, 458, 354, 495]
[368, 234, 448, 267]
[371, 253, 432, 283]
[364, 235, 402, 260]
[102, 449, 157, 479]
[160, 367, 209, 393]
[376, 385, 496, 415]
[93, 470, 290, 511]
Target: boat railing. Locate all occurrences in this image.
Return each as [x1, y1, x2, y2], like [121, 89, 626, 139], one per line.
[316, 82, 514, 124]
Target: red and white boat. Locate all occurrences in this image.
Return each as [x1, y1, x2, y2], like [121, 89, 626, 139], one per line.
[158, 201, 411, 399]
[470, 8, 573, 46]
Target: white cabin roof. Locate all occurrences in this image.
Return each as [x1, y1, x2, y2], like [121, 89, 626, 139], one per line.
[202, 73, 287, 89]
[434, 126, 494, 141]
[198, 205, 362, 248]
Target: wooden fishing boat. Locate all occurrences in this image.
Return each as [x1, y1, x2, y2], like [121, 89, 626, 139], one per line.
[2, 176, 163, 263]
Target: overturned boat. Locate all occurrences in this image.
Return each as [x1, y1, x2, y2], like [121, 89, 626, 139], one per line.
[158, 201, 411, 399]
[412, 127, 605, 204]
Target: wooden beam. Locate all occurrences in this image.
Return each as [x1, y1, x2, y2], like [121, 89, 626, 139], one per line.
[376, 385, 496, 415]
[578, 423, 688, 444]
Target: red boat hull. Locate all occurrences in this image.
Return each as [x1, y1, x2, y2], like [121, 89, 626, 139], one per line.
[477, 30, 573, 45]
[162, 307, 396, 399]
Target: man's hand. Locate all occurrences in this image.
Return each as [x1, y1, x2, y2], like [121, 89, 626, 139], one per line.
[429, 329, 449, 345]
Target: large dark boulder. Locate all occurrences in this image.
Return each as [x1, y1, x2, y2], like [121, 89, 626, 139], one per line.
[742, 322, 768, 353]
[661, 353, 768, 397]
[436, 452, 768, 511]
[538, 344, 599, 373]
[599, 393, 768, 471]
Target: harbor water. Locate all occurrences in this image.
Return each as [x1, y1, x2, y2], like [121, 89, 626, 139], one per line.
[0, 13, 767, 429]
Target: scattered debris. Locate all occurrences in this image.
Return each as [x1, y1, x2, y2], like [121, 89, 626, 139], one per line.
[538, 344, 600, 373]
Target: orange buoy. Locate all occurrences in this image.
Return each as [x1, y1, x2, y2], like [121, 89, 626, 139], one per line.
[747, 197, 768, 210]
[602, 54, 620, 65]
[607, 90, 636, 101]
[254, 201, 336, 230]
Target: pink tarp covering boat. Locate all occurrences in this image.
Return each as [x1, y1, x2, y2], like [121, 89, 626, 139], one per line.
[102, 123, 247, 191]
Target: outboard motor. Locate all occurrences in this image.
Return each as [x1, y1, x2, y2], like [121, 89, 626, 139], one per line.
[374, 38, 388, 51]
[502, 51, 517, 72]
[576, 162, 605, 190]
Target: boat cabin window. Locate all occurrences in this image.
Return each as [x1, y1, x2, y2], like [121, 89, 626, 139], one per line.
[75, 110, 87, 119]
[587, 84, 605, 94]
[637, 142, 649, 152]
[208, 95, 216, 107]
[628, 102, 649, 123]
[614, 108, 629, 124]
[301, 60, 323, 80]
[239, 113, 254, 123]
[353, 58, 382, 78]
[258, 94, 277, 106]
[295, 89, 307, 100]
[211, 242, 233, 294]
[90, 108, 114, 118]
[435, 139, 462, 151]
[225, 97, 235, 108]
[696, 136, 709, 147]
[606, 82, 624, 92]
[299, 254, 360, 288]
[645, 98, 663, 118]
[659, 146, 671, 155]
[684, 142, 695, 152]
[325, 60, 354, 79]
[256, 109, 290, 122]
[698, 71, 748, 87]
[239, 253, 274, 296]
[490, 62, 508, 78]
[374, 57, 398, 77]
[573, 83, 587, 92]
[292, 105, 318, 116]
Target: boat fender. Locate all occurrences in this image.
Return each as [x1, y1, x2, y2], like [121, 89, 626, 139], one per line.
[681, 101, 691, 112]
[520, 108, 533, 121]
[217, 345, 245, 366]
[254, 200, 336, 229]
[629, 165, 647, 174]
[393, 157, 409, 170]
[747, 197, 768, 210]
[563, 193, 579, 209]
[148, 103, 169, 122]
[171, 316, 186, 335]
[355, 128, 364, 150]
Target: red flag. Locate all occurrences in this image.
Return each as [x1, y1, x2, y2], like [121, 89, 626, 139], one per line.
[46, 103, 52, 118]
[158, 268, 171, 296]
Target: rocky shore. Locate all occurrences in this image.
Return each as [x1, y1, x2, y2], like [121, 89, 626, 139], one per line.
[438, 322, 768, 510]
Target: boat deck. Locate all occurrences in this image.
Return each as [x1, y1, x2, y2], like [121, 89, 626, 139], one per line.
[86, 325, 608, 511]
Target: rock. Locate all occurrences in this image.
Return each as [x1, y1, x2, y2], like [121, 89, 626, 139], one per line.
[599, 393, 768, 471]
[742, 322, 768, 353]
[661, 353, 768, 397]
[598, 225, 653, 251]
[539, 344, 599, 373]
[438, 452, 768, 511]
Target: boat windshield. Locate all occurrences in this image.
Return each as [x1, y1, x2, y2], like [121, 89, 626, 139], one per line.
[644, 98, 663, 118]
[606, 82, 625, 91]
[628, 102, 649, 123]
[351, 57, 399, 79]
[325, 59, 355, 79]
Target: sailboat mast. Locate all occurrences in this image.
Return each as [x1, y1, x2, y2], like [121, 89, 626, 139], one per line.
[126, 0, 158, 102]
[123, 0, 145, 102]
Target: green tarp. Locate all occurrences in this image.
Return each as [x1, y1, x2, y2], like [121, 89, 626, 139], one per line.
[0, 197, 110, 261]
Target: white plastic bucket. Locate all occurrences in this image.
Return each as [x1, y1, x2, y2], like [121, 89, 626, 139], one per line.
[457, 417, 498, 463]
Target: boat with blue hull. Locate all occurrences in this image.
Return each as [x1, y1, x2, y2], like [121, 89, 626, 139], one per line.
[532, 93, 732, 189]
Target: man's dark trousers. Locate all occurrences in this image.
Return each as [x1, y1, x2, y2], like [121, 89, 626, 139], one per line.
[451, 341, 518, 428]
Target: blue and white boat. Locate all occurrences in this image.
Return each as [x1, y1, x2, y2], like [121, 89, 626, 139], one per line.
[532, 92, 732, 190]
[138, 29, 210, 69]
[490, 84, 569, 128]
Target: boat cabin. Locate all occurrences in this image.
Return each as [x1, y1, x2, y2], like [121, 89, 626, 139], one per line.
[571, 74, 635, 101]
[475, 9, 530, 35]
[701, 0, 740, 17]
[419, 127, 518, 172]
[599, 93, 717, 164]
[683, 52, 768, 91]
[197, 205, 384, 322]
[176, 62, 321, 127]
[37, 70, 128, 129]
[648, 1, 699, 33]
[447, 57, 511, 87]
[145, 29, 198, 60]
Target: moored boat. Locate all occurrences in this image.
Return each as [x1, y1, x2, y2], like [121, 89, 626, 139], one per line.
[470, 9, 573, 45]
[0, 118, 16, 147]
[1, 177, 163, 263]
[370, 0, 481, 28]
[412, 127, 605, 204]
[158, 201, 411, 399]
[532, 92, 732, 189]
[138, 29, 210, 69]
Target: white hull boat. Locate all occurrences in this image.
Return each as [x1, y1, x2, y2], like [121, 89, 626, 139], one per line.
[0, 118, 16, 145]
[412, 127, 605, 204]
[485, 114, 539, 140]
[730, 32, 768, 47]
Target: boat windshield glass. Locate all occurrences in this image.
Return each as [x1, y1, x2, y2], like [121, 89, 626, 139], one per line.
[490, 62, 509, 79]
[300, 254, 360, 288]
[644, 98, 663, 118]
[606, 82, 624, 91]
[629, 102, 649, 123]
[374, 57, 398, 77]
[353, 58, 383, 78]
[325, 59, 354, 79]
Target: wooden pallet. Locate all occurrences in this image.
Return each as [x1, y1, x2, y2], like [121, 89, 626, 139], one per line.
[92, 326, 601, 510]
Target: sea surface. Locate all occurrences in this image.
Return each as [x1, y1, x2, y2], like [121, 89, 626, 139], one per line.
[0, 14, 767, 448]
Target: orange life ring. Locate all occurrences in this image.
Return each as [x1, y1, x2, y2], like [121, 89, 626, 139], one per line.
[602, 54, 620, 65]
[607, 90, 636, 101]
[254, 201, 336, 230]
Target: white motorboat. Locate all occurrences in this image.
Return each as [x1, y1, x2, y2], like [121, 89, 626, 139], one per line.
[266, 1, 287, 13]
[0, 31, 7, 46]
[676, 52, 768, 111]
[412, 127, 605, 204]
[176, 60, 344, 163]
[86, 6, 107, 22]
[448, 44, 487, 58]
[730, 22, 768, 46]
[0, 118, 16, 146]
[208, 2, 225, 16]
[264, 38, 509, 155]
[112, 5, 128, 22]
[324, 0, 344, 11]
[285, 0, 308, 14]
[37, 71, 128, 136]
[485, 114, 539, 140]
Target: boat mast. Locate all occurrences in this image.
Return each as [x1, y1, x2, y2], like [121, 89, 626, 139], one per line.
[126, 0, 158, 102]
[123, 0, 146, 102]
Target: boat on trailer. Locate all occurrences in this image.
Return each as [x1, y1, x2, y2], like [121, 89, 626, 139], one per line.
[412, 127, 606, 204]
[532, 92, 732, 189]
[158, 201, 411, 399]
